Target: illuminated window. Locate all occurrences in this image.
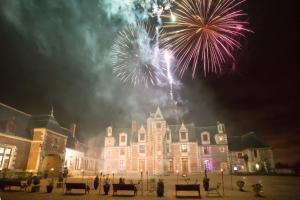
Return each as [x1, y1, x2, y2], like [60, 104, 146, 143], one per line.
[120, 135, 126, 142]
[139, 144, 145, 153]
[140, 133, 145, 141]
[180, 132, 187, 140]
[203, 146, 209, 154]
[219, 147, 225, 152]
[0, 147, 12, 169]
[238, 153, 243, 159]
[120, 148, 125, 155]
[181, 144, 188, 153]
[254, 149, 258, 158]
[166, 133, 170, 140]
[120, 160, 125, 170]
[166, 143, 170, 153]
[75, 157, 80, 170]
[156, 123, 161, 129]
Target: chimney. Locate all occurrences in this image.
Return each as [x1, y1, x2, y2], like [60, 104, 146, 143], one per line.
[69, 123, 76, 138]
[132, 120, 137, 133]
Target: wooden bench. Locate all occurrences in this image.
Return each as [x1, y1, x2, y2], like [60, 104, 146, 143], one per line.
[65, 183, 89, 194]
[207, 182, 221, 197]
[0, 179, 26, 191]
[112, 184, 137, 196]
[175, 184, 201, 198]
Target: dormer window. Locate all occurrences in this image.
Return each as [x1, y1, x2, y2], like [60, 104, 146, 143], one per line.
[119, 133, 127, 146]
[139, 133, 145, 142]
[166, 132, 171, 140]
[201, 132, 210, 144]
[180, 132, 187, 140]
[156, 123, 161, 129]
[107, 126, 112, 137]
[121, 135, 126, 142]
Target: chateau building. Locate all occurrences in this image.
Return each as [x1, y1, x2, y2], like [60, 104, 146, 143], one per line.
[103, 107, 274, 174]
[0, 102, 101, 176]
[0, 102, 274, 175]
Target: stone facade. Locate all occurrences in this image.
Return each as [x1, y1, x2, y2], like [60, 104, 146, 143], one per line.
[103, 107, 230, 174]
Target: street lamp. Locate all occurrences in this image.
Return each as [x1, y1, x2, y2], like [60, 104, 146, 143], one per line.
[255, 163, 260, 171]
[140, 169, 143, 196]
[146, 171, 149, 192]
[81, 169, 84, 181]
[221, 168, 224, 196]
[50, 168, 55, 185]
[176, 170, 179, 184]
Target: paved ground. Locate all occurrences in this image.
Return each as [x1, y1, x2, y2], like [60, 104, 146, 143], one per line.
[1, 174, 300, 200]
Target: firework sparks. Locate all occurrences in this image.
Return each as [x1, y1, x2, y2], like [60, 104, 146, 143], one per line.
[112, 23, 165, 87]
[161, 0, 251, 77]
[164, 50, 174, 100]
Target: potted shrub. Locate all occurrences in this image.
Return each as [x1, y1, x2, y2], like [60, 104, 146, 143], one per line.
[252, 183, 263, 197]
[46, 180, 54, 193]
[157, 179, 164, 197]
[119, 177, 125, 184]
[31, 176, 40, 192]
[63, 167, 68, 178]
[236, 180, 245, 191]
[203, 177, 210, 191]
[103, 178, 110, 195]
[27, 177, 33, 186]
[94, 176, 100, 190]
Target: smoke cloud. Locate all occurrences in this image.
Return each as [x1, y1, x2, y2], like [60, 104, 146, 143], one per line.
[0, 0, 195, 140]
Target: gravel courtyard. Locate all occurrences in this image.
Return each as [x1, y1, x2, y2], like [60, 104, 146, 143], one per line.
[1, 174, 300, 200]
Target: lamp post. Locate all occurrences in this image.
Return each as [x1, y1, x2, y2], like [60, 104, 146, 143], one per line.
[99, 171, 102, 194]
[81, 169, 84, 181]
[140, 170, 143, 196]
[146, 171, 149, 192]
[176, 170, 179, 184]
[50, 168, 55, 186]
[221, 168, 224, 197]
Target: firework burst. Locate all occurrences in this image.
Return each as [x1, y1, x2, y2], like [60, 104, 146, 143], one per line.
[112, 22, 165, 87]
[161, 0, 251, 77]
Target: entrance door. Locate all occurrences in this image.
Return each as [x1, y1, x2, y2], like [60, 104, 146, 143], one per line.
[181, 158, 188, 172]
[41, 154, 62, 176]
[168, 160, 174, 172]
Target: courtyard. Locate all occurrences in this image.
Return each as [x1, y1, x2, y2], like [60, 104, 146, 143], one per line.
[1, 174, 300, 200]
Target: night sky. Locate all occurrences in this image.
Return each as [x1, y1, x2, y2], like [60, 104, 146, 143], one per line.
[0, 1, 299, 165]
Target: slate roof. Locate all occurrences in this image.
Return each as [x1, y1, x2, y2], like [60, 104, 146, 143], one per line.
[228, 132, 269, 151]
[0, 102, 32, 139]
[168, 124, 218, 144]
[0, 102, 76, 148]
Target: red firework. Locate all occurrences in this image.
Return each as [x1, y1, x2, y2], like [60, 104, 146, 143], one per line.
[161, 0, 251, 77]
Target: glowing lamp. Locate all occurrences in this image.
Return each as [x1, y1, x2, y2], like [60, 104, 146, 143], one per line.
[50, 168, 54, 172]
[233, 166, 238, 171]
[255, 164, 260, 170]
[220, 168, 223, 172]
